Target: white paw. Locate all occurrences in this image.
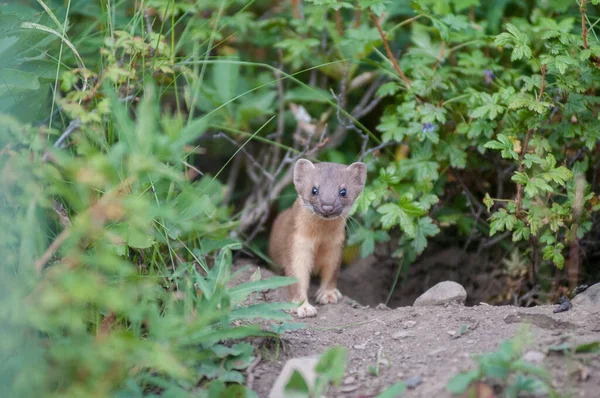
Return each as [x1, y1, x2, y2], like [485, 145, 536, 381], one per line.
[296, 301, 317, 318]
[316, 288, 342, 305]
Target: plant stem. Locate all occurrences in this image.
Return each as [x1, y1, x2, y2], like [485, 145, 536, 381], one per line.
[581, 0, 589, 49]
[537, 64, 547, 102]
[369, 10, 411, 88]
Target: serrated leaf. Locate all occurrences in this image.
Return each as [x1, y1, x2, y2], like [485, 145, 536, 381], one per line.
[377, 203, 417, 237]
[412, 217, 440, 255]
[489, 209, 518, 236]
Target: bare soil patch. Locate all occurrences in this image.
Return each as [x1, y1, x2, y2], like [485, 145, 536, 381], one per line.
[231, 261, 600, 398]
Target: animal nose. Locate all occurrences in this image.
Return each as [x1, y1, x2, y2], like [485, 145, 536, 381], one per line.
[322, 205, 334, 214]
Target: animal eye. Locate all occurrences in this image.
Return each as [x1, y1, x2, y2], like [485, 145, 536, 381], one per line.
[311, 187, 318, 196]
[339, 188, 347, 197]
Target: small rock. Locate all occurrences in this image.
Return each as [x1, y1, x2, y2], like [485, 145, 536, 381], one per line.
[354, 338, 372, 350]
[522, 350, 546, 364]
[269, 356, 319, 398]
[374, 331, 381, 336]
[380, 358, 390, 367]
[403, 321, 417, 329]
[553, 296, 571, 313]
[447, 330, 456, 336]
[343, 376, 356, 385]
[405, 376, 423, 389]
[376, 303, 391, 310]
[392, 331, 415, 340]
[340, 385, 358, 393]
[572, 282, 600, 307]
[413, 281, 467, 306]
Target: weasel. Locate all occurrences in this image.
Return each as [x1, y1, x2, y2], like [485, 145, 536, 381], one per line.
[268, 159, 367, 318]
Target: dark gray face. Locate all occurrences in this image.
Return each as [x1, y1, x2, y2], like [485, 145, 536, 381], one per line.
[293, 159, 367, 219]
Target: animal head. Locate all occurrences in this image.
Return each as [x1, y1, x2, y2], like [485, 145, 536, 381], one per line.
[293, 158, 367, 219]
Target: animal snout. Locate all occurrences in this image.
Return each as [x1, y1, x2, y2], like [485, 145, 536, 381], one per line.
[322, 205, 334, 214]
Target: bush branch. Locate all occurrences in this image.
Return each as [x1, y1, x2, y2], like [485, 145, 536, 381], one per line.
[581, 0, 589, 49]
[369, 10, 411, 88]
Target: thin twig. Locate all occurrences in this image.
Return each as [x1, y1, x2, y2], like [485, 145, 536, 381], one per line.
[359, 140, 398, 162]
[42, 119, 82, 162]
[181, 160, 203, 177]
[217, 132, 274, 181]
[246, 354, 262, 390]
[515, 129, 532, 217]
[537, 64, 547, 102]
[335, 8, 344, 36]
[432, 41, 446, 72]
[581, 0, 589, 49]
[369, 10, 411, 88]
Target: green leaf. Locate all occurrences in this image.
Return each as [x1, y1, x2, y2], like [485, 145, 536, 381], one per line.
[376, 382, 406, 398]
[229, 302, 295, 322]
[229, 276, 297, 303]
[269, 322, 306, 334]
[485, 134, 518, 160]
[315, 346, 346, 386]
[574, 341, 600, 353]
[446, 370, 480, 394]
[213, 61, 240, 104]
[542, 243, 565, 269]
[377, 203, 417, 238]
[483, 193, 494, 212]
[285, 370, 310, 396]
[489, 209, 518, 236]
[538, 166, 573, 186]
[358, 0, 391, 16]
[412, 217, 440, 255]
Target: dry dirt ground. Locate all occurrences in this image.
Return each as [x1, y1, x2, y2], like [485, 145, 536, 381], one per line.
[230, 262, 600, 398]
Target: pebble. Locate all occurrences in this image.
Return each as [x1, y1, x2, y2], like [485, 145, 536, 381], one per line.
[340, 385, 359, 393]
[343, 376, 356, 385]
[392, 331, 415, 340]
[522, 350, 546, 364]
[405, 376, 423, 389]
[403, 321, 417, 329]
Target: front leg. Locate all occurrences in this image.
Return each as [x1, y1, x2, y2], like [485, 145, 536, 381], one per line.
[315, 242, 343, 305]
[287, 236, 317, 318]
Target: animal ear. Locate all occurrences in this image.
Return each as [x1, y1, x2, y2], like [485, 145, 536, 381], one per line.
[293, 158, 315, 190]
[347, 162, 367, 191]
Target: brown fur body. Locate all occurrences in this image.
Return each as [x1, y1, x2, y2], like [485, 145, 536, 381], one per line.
[268, 159, 366, 318]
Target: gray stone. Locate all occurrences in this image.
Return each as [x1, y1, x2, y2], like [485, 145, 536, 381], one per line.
[413, 281, 467, 306]
[269, 356, 319, 398]
[522, 350, 546, 364]
[572, 283, 600, 307]
[343, 376, 356, 385]
[392, 331, 416, 340]
[403, 321, 417, 329]
[405, 375, 423, 389]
